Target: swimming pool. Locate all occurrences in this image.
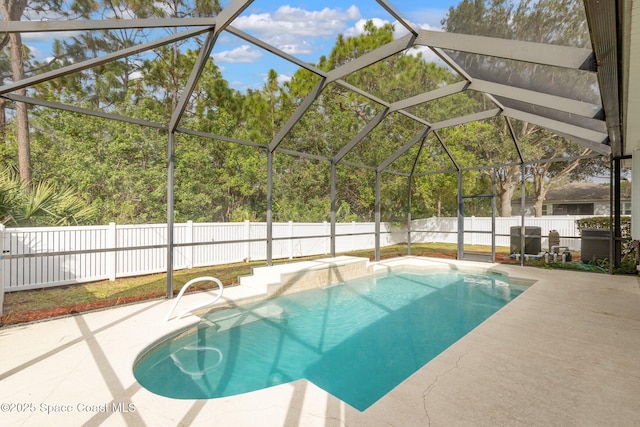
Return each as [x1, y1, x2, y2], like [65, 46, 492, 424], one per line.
[134, 269, 524, 410]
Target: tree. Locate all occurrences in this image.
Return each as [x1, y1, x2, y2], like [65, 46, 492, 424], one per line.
[441, 0, 604, 216]
[0, 0, 30, 185]
[281, 22, 460, 221]
[0, 166, 95, 226]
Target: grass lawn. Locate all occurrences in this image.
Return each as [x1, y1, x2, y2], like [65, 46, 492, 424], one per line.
[0, 243, 511, 326]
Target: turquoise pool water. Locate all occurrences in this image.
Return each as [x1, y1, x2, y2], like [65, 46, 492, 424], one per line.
[134, 270, 524, 410]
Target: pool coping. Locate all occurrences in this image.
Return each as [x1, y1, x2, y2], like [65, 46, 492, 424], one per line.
[1, 255, 640, 426]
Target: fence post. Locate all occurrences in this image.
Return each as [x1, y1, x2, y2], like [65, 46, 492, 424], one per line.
[186, 220, 194, 269]
[471, 216, 476, 245]
[324, 221, 329, 254]
[244, 220, 251, 262]
[288, 221, 294, 259]
[107, 222, 117, 281]
[352, 221, 357, 251]
[0, 224, 4, 315]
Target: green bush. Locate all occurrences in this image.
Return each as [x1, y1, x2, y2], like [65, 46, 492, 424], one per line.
[575, 216, 631, 237]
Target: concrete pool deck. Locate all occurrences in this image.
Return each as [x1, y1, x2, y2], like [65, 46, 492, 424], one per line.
[1, 256, 640, 426]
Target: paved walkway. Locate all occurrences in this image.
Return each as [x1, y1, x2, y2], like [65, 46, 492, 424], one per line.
[1, 257, 639, 426]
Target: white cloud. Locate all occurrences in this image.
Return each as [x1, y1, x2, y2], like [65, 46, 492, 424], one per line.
[344, 17, 442, 40]
[406, 45, 446, 67]
[213, 45, 262, 63]
[343, 18, 390, 38]
[236, 5, 360, 37]
[276, 73, 292, 85]
[279, 40, 313, 56]
[233, 5, 361, 56]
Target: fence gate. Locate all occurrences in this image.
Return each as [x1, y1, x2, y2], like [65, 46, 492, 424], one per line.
[459, 193, 496, 262]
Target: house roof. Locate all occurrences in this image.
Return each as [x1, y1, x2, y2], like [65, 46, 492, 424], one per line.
[512, 181, 631, 204]
[545, 182, 612, 202]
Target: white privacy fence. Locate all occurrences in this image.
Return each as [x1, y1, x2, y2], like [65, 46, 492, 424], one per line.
[411, 215, 585, 250]
[0, 216, 592, 292]
[0, 221, 403, 292]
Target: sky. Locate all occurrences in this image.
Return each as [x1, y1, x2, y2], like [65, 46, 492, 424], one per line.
[21, 0, 457, 92]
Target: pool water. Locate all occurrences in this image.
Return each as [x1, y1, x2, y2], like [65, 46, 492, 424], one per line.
[134, 270, 524, 410]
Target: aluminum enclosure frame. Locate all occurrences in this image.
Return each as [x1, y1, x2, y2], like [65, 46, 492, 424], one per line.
[0, 0, 629, 298]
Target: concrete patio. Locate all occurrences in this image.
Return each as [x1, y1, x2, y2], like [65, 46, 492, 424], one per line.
[1, 256, 639, 426]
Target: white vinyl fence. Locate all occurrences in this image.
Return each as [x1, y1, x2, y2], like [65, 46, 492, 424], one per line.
[0, 216, 591, 292]
[411, 215, 585, 250]
[0, 220, 404, 292]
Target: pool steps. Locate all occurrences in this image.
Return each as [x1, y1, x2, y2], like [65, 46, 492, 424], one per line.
[165, 256, 532, 327]
[205, 303, 284, 332]
[238, 256, 373, 297]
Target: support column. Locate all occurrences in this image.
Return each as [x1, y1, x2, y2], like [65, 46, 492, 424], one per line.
[633, 151, 640, 241]
[375, 170, 381, 261]
[520, 163, 525, 267]
[457, 170, 463, 260]
[267, 149, 273, 266]
[407, 176, 412, 256]
[330, 161, 337, 257]
[0, 224, 4, 315]
[166, 132, 175, 298]
[613, 157, 622, 270]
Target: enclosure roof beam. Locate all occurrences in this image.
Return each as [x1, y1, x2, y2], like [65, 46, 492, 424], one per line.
[268, 78, 327, 152]
[0, 27, 209, 95]
[434, 131, 461, 171]
[504, 117, 525, 164]
[333, 80, 390, 107]
[333, 79, 433, 127]
[169, 0, 252, 132]
[0, 18, 217, 33]
[175, 128, 266, 149]
[340, 161, 377, 172]
[169, 30, 218, 132]
[333, 108, 390, 163]
[326, 34, 416, 83]
[397, 110, 431, 127]
[416, 30, 596, 72]
[378, 127, 431, 172]
[2, 94, 167, 130]
[412, 168, 459, 177]
[409, 138, 427, 177]
[388, 81, 469, 112]
[376, 0, 418, 36]
[410, 152, 601, 177]
[468, 79, 604, 119]
[431, 47, 474, 82]
[551, 131, 611, 156]
[583, 0, 623, 157]
[502, 107, 610, 150]
[226, 26, 326, 78]
[431, 108, 501, 130]
[275, 148, 332, 163]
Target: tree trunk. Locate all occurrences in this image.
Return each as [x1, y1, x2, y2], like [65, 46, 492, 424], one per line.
[1, 0, 30, 186]
[492, 165, 520, 217]
[11, 32, 30, 185]
[498, 183, 517, 216]
[533, 188, 549, 217]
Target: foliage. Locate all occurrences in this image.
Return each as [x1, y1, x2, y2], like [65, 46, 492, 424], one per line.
[0, 166, 95, 226]
[441, 0, 606, 217]
[0, 5, 610, 227]
[575, 216, 631, 237]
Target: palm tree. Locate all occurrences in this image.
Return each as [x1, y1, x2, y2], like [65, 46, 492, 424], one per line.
[0, 166, 95, 226]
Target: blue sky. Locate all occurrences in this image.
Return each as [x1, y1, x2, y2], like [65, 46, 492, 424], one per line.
[22, 1, 457, 92]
